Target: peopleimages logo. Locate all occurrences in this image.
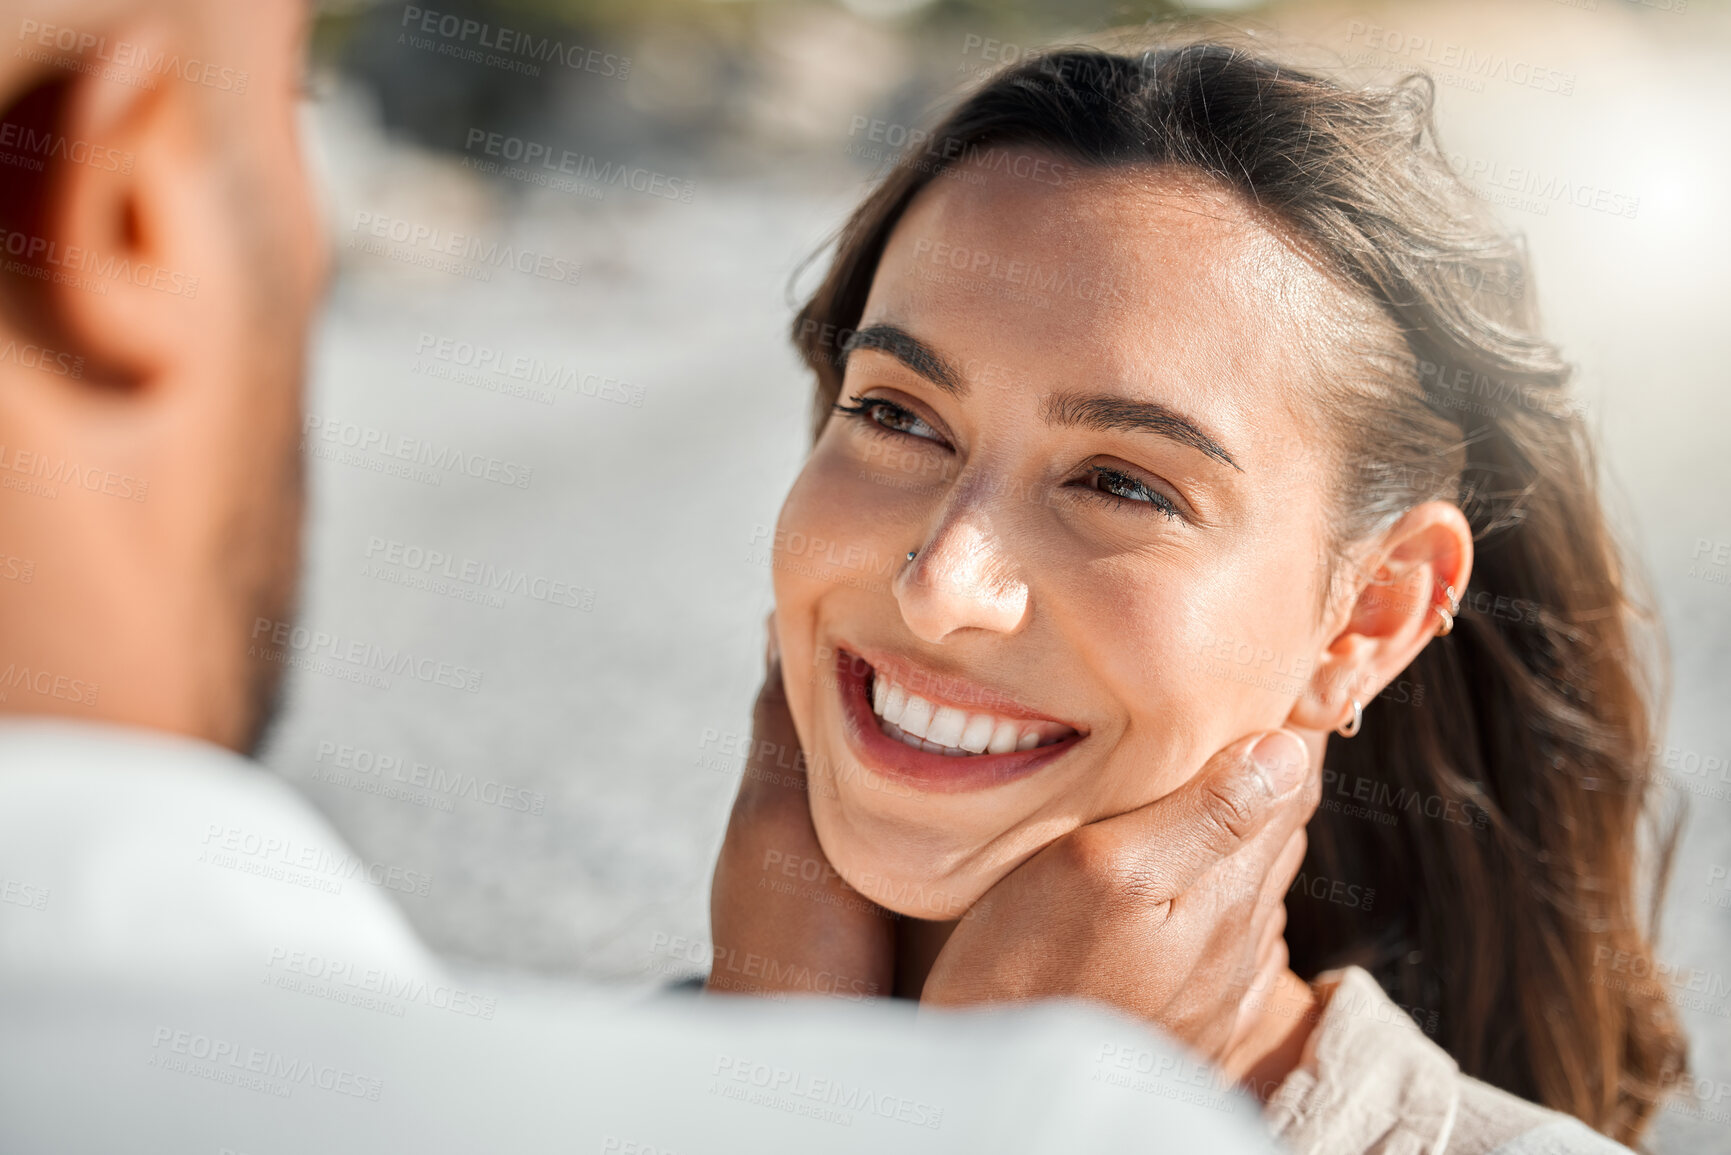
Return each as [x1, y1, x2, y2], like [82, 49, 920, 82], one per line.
[314, 738, 547, 816]
[398, 6, 630, 79]
[249, 617, 485, 695]
[463, 130, 695, 203]
[0, 663, 98, 708]
[0, 877, 49, 911]
[1449, 154, 1640, 220]
[264, 946, 498, 1021]
[0, 225, 198, 297]
[347, 211, 581, 288]
[0, 121, 132, 174]
[412, 332, 645, 407]
[0, 338, 83, 379]
[1344, 21, 1576, 96]
[0, 443, 147, 502]
[148, 1026, 382, 1101]
[363, 535, 596, 611]
[302, 414, 535, 491]
[16, 19, 250, 93]
[201, 823, 434, 899]
[710, 1055, 944, 1130]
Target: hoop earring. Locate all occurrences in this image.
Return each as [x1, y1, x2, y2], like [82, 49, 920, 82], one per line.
[1336, 699, 1362, 738]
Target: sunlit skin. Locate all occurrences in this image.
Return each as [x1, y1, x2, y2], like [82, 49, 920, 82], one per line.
[0, 0, 324, 752]
[771, 155, 1471, 931]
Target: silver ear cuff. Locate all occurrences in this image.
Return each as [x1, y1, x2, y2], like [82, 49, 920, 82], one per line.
[1434, 583, 1461, 636]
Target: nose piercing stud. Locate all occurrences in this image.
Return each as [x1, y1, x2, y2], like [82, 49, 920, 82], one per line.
[906, 549, 918, 561]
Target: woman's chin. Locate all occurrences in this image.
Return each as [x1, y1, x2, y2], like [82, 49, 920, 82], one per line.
[804, 721, 1060, 919]
[830, 852, 988, 921]
[809, 797, 1007, 921]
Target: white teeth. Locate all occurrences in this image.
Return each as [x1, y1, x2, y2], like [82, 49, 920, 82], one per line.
[883, 722, 925, 752]
[881, 682, 907, 727]
[927, 706, 968, 748]
[959, 714, 995, 753]
[867, 668, 1075, 757]
[898, 693, 935, 740]
[986, 720, 1020, 754]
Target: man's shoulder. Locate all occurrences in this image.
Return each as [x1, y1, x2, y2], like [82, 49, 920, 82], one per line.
[0, 717, 436, 983]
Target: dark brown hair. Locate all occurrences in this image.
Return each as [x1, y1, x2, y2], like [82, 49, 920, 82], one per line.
[790, 42, 1685, 1143]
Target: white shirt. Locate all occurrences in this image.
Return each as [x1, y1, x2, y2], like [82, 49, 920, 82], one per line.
[0, 717, 436, 986]
[0, 717, 1279, 1155]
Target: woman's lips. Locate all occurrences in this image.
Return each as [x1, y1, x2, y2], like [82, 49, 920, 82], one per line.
[873, 669, 1076, 754]
[831, 648, 1083, 793]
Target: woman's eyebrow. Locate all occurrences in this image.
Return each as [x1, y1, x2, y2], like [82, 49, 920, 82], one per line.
[840, 326, 1240, 472]
[1041, 391, 1243, 471]
[841, 324, 965, 395]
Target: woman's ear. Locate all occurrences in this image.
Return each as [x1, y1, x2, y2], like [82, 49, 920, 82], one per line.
[1288, 501, 1474, 734]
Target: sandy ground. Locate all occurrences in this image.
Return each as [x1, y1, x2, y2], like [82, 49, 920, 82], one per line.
[264, 7, 1730, 1146]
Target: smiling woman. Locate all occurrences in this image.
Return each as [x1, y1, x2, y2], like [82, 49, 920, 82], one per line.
[721, 40, 1684, 1153]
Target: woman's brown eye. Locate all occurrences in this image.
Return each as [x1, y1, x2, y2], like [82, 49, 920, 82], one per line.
[877, 405, 919, 432]
[1086, 467, 1182, 520]
[832, 397, 944, 443]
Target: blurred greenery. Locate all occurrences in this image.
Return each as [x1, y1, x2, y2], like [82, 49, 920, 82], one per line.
[313, 0, 1211, 57]
[380, 0, 1201, 31]
[309, 0, 1255, 161]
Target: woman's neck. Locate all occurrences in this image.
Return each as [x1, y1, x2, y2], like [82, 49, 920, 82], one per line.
[1223, 969, 1322, 1103]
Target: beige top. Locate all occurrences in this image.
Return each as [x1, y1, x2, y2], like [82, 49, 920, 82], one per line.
[1265, 966, 1634, 1155]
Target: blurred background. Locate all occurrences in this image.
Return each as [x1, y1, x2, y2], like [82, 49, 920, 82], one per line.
[268, 0, 1730, 1149]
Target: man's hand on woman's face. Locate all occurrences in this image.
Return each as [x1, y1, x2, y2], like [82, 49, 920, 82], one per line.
[706, 653, 897, 1001]
[709, 637, 1324, 1088]
[918, 728, 1322, 1085]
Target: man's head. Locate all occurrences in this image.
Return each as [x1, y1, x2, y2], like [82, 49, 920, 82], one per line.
[0, 0, 324, 752]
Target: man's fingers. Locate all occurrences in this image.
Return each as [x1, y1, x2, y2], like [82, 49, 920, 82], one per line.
[754, 655, 789, 714]
[763, 610, 780, 670]
[1254, 900, 1287, 975]
[1244, 729, 1311, 798]
[1262, 827, 1308, 907]
[1096, 729, 1312, 901]
[734, 658, 811, 817]
[749, 658, 800, 757]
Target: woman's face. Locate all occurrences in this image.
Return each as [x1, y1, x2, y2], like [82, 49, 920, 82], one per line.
[773, 157, 1356, 919]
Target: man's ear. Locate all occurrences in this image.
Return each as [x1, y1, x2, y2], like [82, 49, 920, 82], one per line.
[17, 26, 209, 386]
[1288, 501, 1475, 733]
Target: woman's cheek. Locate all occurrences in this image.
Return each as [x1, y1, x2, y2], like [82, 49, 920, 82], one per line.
[1126, 626, 1314, 810]
[1073, 586, 1275, 814]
